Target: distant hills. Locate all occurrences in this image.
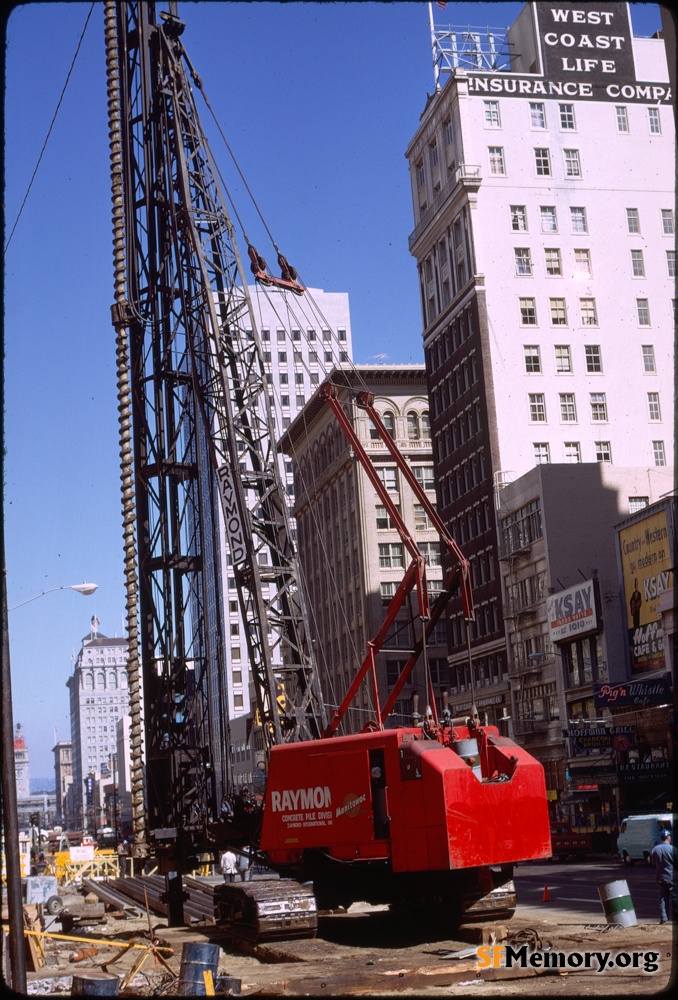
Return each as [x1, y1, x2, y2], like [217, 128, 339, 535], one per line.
[30, 777, 56, 793]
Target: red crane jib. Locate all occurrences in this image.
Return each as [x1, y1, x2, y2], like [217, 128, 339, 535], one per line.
[260, 726, 552, 871]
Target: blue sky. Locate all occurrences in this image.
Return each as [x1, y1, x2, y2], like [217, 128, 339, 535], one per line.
[3, 2, 663, 778]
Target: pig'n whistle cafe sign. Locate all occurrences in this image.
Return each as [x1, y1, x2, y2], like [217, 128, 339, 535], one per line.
[466, 2, 671, 104]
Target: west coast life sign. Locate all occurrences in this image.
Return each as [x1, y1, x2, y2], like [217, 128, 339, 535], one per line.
[465, 2, 671, 104]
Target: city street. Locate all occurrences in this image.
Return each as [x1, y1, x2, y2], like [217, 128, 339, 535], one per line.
[514, 857, 660, 923]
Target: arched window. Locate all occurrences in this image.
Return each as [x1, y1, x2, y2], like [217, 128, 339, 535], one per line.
[84, 672, 94, 691]
[108, 671, 117, 690]
[421, 411, 431, 439]
[382, 411, 395, 438]
[96, 671, 105, 690]
[407, 412, 420, 439]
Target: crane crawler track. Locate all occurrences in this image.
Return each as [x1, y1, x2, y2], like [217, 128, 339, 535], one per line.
[214, 879, 317, 942]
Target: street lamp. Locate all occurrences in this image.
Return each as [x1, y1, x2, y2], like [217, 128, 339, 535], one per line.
[9, 581, 98, 611]
[2, 575, 98, 992]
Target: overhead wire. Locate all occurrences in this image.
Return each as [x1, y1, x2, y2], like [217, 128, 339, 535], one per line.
[5, 3, 97, 256]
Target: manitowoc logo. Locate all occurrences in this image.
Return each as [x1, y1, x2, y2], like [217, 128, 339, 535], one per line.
[270, 786, 332, 812]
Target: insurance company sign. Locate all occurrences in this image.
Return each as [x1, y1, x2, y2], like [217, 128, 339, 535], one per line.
[546, 580, 598, 641]
[466, 2, 671, 104]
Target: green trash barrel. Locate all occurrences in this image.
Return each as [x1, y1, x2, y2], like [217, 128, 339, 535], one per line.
[597, 879, 637, 927]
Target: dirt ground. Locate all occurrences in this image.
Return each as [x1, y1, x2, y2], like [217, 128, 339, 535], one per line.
[21, 887, 675, 997]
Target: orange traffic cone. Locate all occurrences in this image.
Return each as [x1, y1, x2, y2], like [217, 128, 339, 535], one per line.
[542, 884, 551, 902]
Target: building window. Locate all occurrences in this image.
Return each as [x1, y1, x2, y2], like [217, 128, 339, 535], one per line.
[519, 297, 537, 325]
[377, 466, 398, 492]
[416, 159, 425, 189]
[383, 411, 395, 437]
[379, 543, 404, 568]
[529, 393, 546, 422]
[407, 412, 420, 439]
[276, 327, 286, 342]
[667, 250, 676, 277]
[555, 344, 572, 373]
[510, 205, 527, 231]
[376, 505, 398, 530]
[574, 248, 592, 274]
[278, 351, 287, 364]
[564, 441, 581, 463]
[324, 351, 333, 362]
[570, 207, 587, 233]
[484, 100, 501, 127]
[626, 207, 640, 234]
[636, 299, 651, 326]
[615, 106, 629, 132]
[296, 394, 305, 407]
[595, 441, 612, 463]
[489, 146, 505, 174]
[661, 209, 674, 234]
[530, 102, 546, 128]
[419, 541, 442, 566]
[534, 147, 551, 175]
[545, 248, 562, 275]
[653, 440, 666, 466]
[560, 393, 577, 421]
[648, 107, 661, 134]
[629, 496, 649, 513]
[421, 411, 431, 439]
[585, 345, 602, 373]
[514, 248, 533, 275]
[580, 298, 598, 326]
[559, 103, 576, 129]
[642, 345, 656, 372]
[429, 140, 439, 168]
[307, 327, 316, 341]
[564, 149, 581, 176]
[413, 504, 433, 530]
[524, 345, 541, 373]
[533, 443, 550, 465]
[413, 465, 435, 491]
[630, 249, 645, 277]
[280, 394, 289, 407]
[647, 392, 661, 421]
[295, 372, 304, 384]
[380, 582, 398, 606]
[540, 206, 558, 233]
[590, 393, 608, 421]
[549, 298, 567, 325]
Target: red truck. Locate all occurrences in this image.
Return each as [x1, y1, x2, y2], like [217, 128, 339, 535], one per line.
[550, 822, 592, 860]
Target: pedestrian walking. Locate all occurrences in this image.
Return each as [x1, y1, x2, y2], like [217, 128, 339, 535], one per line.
[650, 829, 676, 923]
[221, 849, 238, 883]
[117, 839, 129, 877]
[237, 846, 253, 882]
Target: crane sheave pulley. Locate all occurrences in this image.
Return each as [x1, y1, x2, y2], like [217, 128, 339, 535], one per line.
[108, 0, 326, 841]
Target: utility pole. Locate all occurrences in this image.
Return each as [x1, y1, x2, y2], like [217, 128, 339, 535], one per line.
[1, 551, 27, 992]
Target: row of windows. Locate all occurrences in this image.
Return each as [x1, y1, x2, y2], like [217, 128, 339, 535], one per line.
[489, 145, 584, 179]
[524, 343, 657, 375]
[375, 465, 435, 493]
[527, 390, 662, 424]
[514, 246, 674, 280]
[511, 204, 674, 237]
[263, 350, 348, 365]
[375, 503, 437, 531]
[483, 99, 662, 136]
[258, 327, 347, 343]
[518, 295, 654, 327]
[531, 439, 666, 466]
[369, 410, 431, 441]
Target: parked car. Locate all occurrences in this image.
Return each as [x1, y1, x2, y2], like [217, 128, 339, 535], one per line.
[550, 822, 592, 860]
[616, 813, 673, 865]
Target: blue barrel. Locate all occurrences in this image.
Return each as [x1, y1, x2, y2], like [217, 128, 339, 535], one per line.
[597, 879, 637, 927]
[71, 971, 120, 996]
[178, 942, 222, 995]
[217, 975, 242, 995]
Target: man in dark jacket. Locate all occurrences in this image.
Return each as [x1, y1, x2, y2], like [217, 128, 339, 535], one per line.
[650, 830, 676, 923]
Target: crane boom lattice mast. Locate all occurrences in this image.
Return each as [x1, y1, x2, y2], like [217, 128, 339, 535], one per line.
[106, 0, 326, 855]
